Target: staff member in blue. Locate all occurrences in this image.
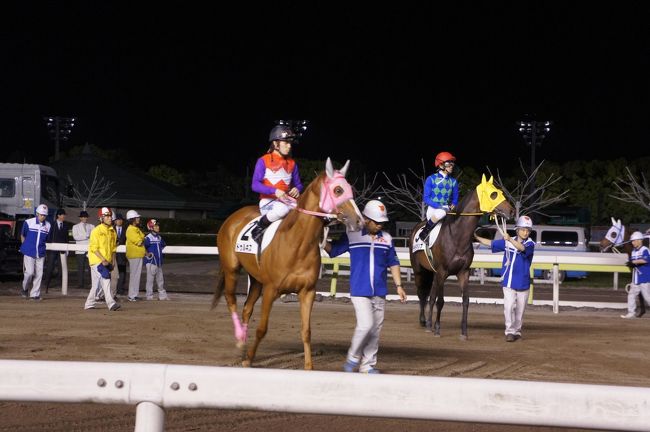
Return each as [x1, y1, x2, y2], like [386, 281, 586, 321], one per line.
[474, 215, 535, 342]
[19, 204, 51, 300]
[324, 200, 406, 374]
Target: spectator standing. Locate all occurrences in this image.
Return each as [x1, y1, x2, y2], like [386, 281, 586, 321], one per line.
[114, 213, 128, 296]
[84, 207, 120, 311]
[621, 231, 650, 319]
[125, 209, 145, 301]
[324, 200, 406, 374]
[474, 215, 535, 342]
[43, 208, 69, 293]
[144, 219, 169, 300]
[72, 210, 94, 289]
[19, 204, 51, 300]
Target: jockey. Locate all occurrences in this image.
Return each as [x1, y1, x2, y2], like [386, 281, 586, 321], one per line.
[250, 124, 304, 243]
[419, 151, 459, 242]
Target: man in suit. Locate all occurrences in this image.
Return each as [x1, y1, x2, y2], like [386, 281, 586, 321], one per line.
[72, 210, 94, 289]
[114, 213, 128, 296]
[43, 208, 69, 293]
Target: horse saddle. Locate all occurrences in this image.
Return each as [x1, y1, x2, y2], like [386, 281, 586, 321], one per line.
[411, 224, 442, 253]
[235, 216, 282, 255]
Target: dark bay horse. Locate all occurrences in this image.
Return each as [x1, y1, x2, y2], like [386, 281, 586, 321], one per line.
[212, 158, 364, 370]
[409, 175, 515, 339]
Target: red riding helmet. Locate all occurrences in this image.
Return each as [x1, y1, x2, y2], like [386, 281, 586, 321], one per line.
[435, 151, 456, 167]
[147, 219, 159, 231]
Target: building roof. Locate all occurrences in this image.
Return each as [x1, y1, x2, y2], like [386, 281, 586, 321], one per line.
[51, 146, 222, 212]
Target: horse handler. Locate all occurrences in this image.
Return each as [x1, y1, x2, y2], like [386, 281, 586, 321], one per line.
[324, 200, 406, 374]
[474, 215, 535, 342]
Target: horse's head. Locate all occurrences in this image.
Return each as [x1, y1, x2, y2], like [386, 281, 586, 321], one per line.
[600, 217, 625, 252]
[321, 157, 364, 231]
[476, 174, 515, 219]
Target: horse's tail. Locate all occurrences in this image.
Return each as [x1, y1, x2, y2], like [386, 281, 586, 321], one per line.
[211, 267, 226, 310]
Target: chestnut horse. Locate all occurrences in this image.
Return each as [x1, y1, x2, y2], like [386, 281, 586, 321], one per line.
[409, 175, 515, 339]
[212, 158, 364, 369]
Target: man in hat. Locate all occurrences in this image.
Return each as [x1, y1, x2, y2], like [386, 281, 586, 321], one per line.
[43, 208, 69, 293]
[72, 210, 94, 289]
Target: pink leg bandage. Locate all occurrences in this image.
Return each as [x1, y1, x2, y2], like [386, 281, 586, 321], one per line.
[231, 312, 246, 342]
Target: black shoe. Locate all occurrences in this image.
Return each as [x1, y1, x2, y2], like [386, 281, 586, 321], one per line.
[251, 215, 271, 243]
[110, 303, 121, 311]
[20, 289, 28, 298]
[505, 334, 515, 342]
[419, 221, 435, 242]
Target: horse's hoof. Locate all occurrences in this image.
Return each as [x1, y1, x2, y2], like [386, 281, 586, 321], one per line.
[241, 359, 251, 368]
[434, 333, 441, 338]
[459, 335, 468, 341]
[419, 321, 426, 328]
[424, 328, 433, 333]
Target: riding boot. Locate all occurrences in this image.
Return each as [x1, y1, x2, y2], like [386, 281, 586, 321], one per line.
[251, 215, 272, 243]
[419, 219, 436, 242]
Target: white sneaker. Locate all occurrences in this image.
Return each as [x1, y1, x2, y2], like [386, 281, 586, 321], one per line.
[621, 313, 636, 319]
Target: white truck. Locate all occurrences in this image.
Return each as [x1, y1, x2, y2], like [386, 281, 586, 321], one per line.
[0, 163, 62, 220]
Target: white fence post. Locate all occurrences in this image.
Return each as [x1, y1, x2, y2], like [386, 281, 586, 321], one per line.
[135, 401, 165, 432]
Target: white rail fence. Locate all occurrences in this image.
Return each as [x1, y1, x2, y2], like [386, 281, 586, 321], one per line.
[47, 244, 630, 315]
[1, 359, 649, 432]
[10, 247, 641, 431]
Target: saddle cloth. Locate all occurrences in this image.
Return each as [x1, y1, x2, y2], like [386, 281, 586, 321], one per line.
[235, 216, 282, 255]
[411, 224, 442, 253]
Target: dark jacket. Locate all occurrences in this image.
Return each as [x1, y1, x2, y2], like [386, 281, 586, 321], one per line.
[115, 224, 127, 265]
[47, 220, 70, 248]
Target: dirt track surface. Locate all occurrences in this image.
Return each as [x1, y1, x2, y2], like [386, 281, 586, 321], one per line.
[0, 261, 648, 432]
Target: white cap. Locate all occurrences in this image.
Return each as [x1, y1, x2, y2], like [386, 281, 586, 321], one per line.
[515, 215, 533, 229]
[126, 210, 141, 220]
[362, 200, 389, 222]
[630, 231, 645, 241]
[35, 204, 48, 216]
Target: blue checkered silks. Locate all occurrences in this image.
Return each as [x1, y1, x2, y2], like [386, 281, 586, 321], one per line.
[423, 172, 458, 209]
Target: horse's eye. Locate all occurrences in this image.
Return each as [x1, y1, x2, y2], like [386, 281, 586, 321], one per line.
[334, 186, 344, 196]
[490, 191, 498, 200]
[608, 232, 616, 239]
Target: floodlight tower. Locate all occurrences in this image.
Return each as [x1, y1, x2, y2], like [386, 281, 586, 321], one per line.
[44, 116, 76, 161]
[518, 118, 552, 193]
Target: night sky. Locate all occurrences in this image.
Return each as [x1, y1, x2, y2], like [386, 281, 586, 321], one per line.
[2, 3, 649, 176]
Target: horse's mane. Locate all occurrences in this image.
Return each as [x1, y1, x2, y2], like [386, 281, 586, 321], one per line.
[445, 187, 478, 223]
[280, 171, 325, 230]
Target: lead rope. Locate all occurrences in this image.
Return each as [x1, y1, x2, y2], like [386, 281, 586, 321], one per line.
[493, 215, 511, 281]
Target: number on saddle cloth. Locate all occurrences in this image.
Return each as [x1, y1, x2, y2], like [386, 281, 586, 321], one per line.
[235, 217, 283, 255]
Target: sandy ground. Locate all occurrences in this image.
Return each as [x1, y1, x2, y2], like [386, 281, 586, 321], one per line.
[0, 261, 647, 432]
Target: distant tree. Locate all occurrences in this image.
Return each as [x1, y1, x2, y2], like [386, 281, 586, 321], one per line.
[487, 160, 569, 220]
[148, 165, 186, 186]
[63, 166, 116, 210]
[610, 166, 650, 214]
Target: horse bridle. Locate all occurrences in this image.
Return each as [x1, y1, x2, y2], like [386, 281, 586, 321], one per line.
[602, 224, 626, 253]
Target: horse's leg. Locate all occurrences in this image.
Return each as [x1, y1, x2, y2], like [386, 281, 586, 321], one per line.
[222, 268, 246, 347]
[433, 273, 446, 337]
[298, 288, 316, 370]
[457, 270, 470, 340]
[415, 264, 433, 329]
[243, 285, 278, 368]
[238, 277, 263, 349]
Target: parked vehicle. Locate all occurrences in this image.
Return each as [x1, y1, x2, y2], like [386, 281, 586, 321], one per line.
[0, 163, 62, 222]
[474, 224, 589, 281]
[0, 163, 64, 277]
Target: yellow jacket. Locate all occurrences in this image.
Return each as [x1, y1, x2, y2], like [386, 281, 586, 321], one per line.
[88, 223, 117, 266]
[126, 224, 146, 259]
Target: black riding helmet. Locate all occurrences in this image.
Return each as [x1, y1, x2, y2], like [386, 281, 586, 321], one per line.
[268, 125, 296, 142]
